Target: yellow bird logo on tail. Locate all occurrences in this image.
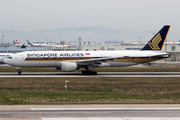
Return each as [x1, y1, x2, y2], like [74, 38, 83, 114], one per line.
[148, 33, 162, 50]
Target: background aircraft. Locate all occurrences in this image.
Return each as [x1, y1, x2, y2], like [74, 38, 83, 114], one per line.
[27, 40, 46, 47]
[13, 40, 22, 47]
[52, 42, 71, 48]
[27, 39, 71, 48]
[13, 40, 29, 48]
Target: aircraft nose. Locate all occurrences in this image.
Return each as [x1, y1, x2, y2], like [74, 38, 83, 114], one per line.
[4, 59, 12, 65]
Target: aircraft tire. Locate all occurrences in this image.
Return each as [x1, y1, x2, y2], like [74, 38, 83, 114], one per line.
[93, 71, 97, 75]
[82, 70, 86, 75]
[89, 71, 93, 75]
[82, 70, 97, 75]
[18, 71, 21, 75]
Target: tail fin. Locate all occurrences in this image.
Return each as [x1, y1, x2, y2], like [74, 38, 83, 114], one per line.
[27, 40, 34, 46]
[172, 42, 175, 46]
[16, 40, 20, 44]
[67, 42, 70, 46]
[141, 25, 170, 51]
[101, 46, 107, 50]
[13, 40, 16, 44]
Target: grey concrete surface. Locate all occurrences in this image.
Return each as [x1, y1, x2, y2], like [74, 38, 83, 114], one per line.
[0, 105, 180, 120]
[1, 72, 180, 78]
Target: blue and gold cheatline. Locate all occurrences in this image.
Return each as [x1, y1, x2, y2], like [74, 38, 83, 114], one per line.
[141, 25, 170, 51]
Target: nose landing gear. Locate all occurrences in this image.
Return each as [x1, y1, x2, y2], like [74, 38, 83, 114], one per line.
[15, 67, 21, 75]
[18, 69, 21, 75]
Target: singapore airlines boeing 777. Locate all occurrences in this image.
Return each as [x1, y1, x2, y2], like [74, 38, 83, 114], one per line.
[4, 25, 170, 75]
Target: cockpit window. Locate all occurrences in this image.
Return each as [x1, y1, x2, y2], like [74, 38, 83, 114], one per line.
[7, 57, 12, 59]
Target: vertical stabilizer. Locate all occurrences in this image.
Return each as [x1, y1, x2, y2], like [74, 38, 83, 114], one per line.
[27, 40, 34, 46]
[16, 40, 20, 44]
[13, 40, 16, 44]
[67, 42, 70, 46]
[141, 25, 170, 51]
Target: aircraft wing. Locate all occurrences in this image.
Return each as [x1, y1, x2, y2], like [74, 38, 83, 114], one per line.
[77, 57, 117, 65]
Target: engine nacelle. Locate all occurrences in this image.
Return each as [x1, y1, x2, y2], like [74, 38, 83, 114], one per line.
[57, 62, 78, 72]
[99, 63, 110, 67]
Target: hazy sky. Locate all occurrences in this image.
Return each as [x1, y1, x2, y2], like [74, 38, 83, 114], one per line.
[0, 0, 179, 33]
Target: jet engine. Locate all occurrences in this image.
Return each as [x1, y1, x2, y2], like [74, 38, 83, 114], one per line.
[56, 62, 78, 72]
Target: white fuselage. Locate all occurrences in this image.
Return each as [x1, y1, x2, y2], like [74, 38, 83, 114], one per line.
[4, 50, 168, 68]
[0, 53, 13, 64]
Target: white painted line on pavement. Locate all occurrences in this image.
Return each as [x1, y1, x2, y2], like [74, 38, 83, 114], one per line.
[31, 108, 180, 110]
[41, 117, 180, 120]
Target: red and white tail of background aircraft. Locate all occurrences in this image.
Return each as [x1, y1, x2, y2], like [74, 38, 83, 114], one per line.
[13, 40, 29, 47]
[16, 40, 20, 44]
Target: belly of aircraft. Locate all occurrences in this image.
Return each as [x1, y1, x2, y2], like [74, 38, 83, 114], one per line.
[17, 61, 58, 68]
[114, 57, 161, 63]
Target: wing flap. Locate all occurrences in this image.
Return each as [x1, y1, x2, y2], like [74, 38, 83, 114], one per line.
[77, 57, 116, 65]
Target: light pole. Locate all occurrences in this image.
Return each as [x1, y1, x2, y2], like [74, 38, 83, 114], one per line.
[74, 37, 76, 46]
[59, 37, 61, 45]
[60, 37, 61, 45]
[2, 35, 4, 48]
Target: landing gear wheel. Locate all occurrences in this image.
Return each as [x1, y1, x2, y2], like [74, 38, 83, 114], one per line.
[18, 70, 21, 75]
[81, 70, 97, 75]
[93, 71, 97, 75]
[88, 71, 93, 75]
[82, 70, 86, 75]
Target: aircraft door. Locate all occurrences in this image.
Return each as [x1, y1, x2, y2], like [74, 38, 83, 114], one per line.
[20, 55, 25, 62]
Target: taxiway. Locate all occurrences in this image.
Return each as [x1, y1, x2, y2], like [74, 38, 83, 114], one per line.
[0, 72, 180, 78]
[1, 104, 180, 120]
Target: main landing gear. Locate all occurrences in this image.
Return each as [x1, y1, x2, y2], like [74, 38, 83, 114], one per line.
[82, 70, 97, 75]
[81, 65, 97, 75]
